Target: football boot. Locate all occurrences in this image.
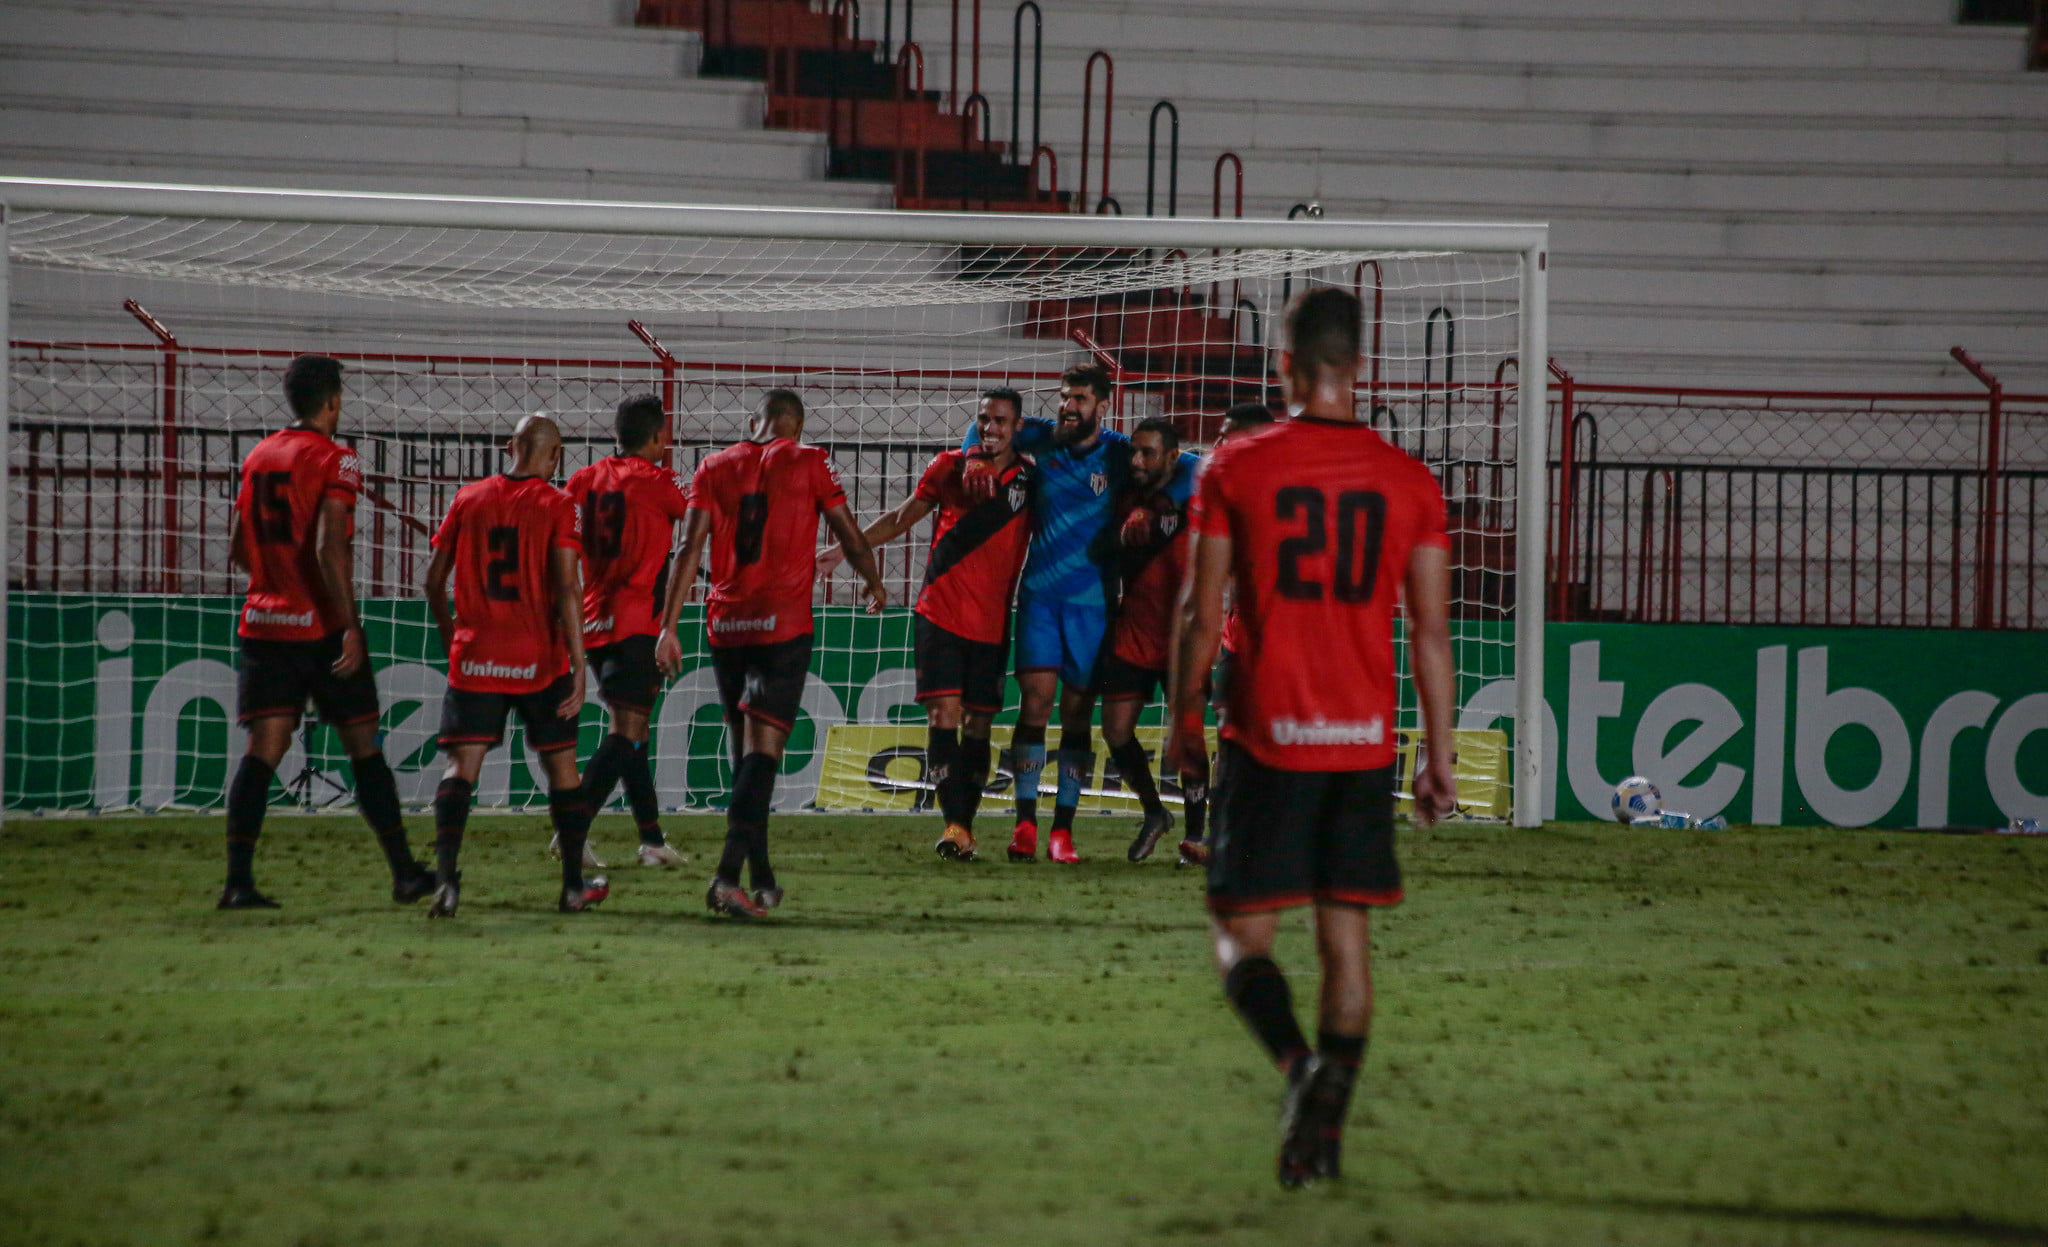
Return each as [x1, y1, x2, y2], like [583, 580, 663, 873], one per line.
[392, 863, 439, 904]
[752, 885, 786, 913]
[636, 841, 687, 868]
[558, 875, 610, 913]
[705, 877, 768, 919]
[1175, 839, 1211, 869]
[216, 884, 280, 910]
[1126, 809, 1175, 863]
[548, 832, 606, 870]
[1047, 827, 1082, 864]
[426, 874, 461, 919]
[1006, 820, 1039, 862]
[935, 824, 978, 861]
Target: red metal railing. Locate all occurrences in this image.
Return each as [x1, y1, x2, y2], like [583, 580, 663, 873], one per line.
[12, 328, 2044, 629]
[1079, 50, 1114, 214]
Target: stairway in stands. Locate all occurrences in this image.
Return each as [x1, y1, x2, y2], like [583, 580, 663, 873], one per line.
[637, 0, 1070, 212]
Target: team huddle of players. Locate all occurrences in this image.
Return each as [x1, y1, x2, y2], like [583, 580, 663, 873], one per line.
[218, 288, 1456, 1188]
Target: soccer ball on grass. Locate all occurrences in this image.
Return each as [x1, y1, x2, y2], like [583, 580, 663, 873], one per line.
[1611, 776, 1662, 823]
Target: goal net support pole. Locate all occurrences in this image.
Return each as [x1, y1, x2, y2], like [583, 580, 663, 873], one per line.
[0, 177, 1548, 827]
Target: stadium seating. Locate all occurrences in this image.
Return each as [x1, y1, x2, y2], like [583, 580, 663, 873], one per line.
[1, 0, 2043, 389]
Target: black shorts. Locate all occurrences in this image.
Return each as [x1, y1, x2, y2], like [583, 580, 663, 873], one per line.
[915, 615, 1007, 714]
[589, 635, 662, 714]
[437, 673, 581, 753]
[1206, 743, 1401, 915]
[237, 632, 380, 728]
[1097, 650, 1164, 704]
[711, 634, 812, 734]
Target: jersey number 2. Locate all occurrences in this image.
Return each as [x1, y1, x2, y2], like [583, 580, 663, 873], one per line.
[485, 527, 521, 601]
[1275, 487, 1386, 603]
[733, 492, 769, 566]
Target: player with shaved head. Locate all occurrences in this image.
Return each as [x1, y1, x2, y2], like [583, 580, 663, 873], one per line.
[422, 413, 606, 917]
[1167, 288, 1456, 1188]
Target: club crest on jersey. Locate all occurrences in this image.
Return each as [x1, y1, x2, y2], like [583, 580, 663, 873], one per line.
[1008, 482, 1027, 512]
[1089, 471, 1107, 496]
[1159, 514, 1179, 537]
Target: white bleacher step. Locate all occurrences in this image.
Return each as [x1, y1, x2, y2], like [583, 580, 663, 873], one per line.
[1029, 103, 2047, 173]
[0, 100, 827, 184]
[1036, 54, 2048, 121]
[0, 49, 764, 132]
[4, 49, 765, 132]
[1092, 0, 1960, 26]
[0, 2, 698, 80]
[223, 0, 629, 27]
[984, 14, 2019, 74]
[1089, 147, 2048, 216]
[1552, 264, 2047, 320]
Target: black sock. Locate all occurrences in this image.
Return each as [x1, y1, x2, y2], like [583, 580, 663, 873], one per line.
[716, 752, 777, 888]
[960, 733, 991, 831]
[927, 725, 962, 824]
[1108, 738, 1165, 818]
[1316, 1029, 1366, 1127]
[624, 742, 664, 845]
[1319, 1030, 1367, 1070]
[1054, 730, 1093, 831]
[581, 732, 636, 812]
[1182, 774, 1207, 841]
[731, 752, 778, 891]
[1012, 722, 1045, 825]
[433, 777, 473, 884]
[549, 788, 595, 891]
[224, 756, 275, 888]
[1224, 956, 1312, 1072]
[349, 752, 415, 877]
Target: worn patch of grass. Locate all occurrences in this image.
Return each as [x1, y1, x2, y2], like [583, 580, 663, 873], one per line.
[0, 814, 2042, 1246]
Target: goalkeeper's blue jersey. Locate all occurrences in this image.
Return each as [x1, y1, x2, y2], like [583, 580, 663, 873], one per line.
[964, 417, 1196, 607]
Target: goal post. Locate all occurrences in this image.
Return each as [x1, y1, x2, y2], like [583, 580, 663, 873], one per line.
[0, 176, 1548, 827]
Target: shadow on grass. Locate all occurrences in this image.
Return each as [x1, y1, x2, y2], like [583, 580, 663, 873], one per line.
[1435, 1187, 2048, 1244]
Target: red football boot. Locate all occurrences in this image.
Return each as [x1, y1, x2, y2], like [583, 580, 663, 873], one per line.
[1006, 820, 1039, 862]
[1048, 827, 1082, 864]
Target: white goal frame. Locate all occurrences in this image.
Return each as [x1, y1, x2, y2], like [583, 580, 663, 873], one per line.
[0, 176, 1549, 828]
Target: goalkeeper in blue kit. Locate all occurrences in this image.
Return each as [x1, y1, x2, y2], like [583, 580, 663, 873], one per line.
[963, 364, 1197, 863]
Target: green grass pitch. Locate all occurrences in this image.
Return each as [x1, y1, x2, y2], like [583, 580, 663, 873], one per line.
[1, 813, 2043, 1247]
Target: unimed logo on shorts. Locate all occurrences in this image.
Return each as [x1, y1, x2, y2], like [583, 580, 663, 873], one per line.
[713, 615, 778, 634]
[1269, 717, 1385, 747]
[243, 607, 315, 628]
[583, 616, 614, 634]
[461, 659, 538, 681]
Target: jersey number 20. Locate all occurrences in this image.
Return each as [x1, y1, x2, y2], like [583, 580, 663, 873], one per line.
[1275, 487, 1386, 603]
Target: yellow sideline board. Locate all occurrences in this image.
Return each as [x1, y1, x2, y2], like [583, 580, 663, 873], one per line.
[814, 725, 1511, 821]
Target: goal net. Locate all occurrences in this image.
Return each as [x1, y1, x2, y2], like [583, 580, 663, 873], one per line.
[2, 180, 1548, 825]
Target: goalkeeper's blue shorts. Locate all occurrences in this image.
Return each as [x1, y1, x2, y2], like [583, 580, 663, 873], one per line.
[1013, 596, 1108, 692]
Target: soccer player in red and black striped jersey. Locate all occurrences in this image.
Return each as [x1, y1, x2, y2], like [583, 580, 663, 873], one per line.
[562, 394, 692, 870]
[1166, 289, 1457, 1189]
[841, 388, 1036, 862]
[1094, 417, 1197, 865]
[219, 354, 434, 910]
[662, 389, 886, 918]
[422, 414, 605, 917]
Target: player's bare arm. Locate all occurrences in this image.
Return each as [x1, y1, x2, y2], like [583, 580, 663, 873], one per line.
[423, 542, 457, 659]
[1405, 542, 1457, 826]
[312, 492, 366, 677]
[820, 492, 935, 575]
[1165, 529, 1230, 775]
[550, 543, 587, 720]
[656, 509, 711, 676]
[822, 501, 888, 614]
